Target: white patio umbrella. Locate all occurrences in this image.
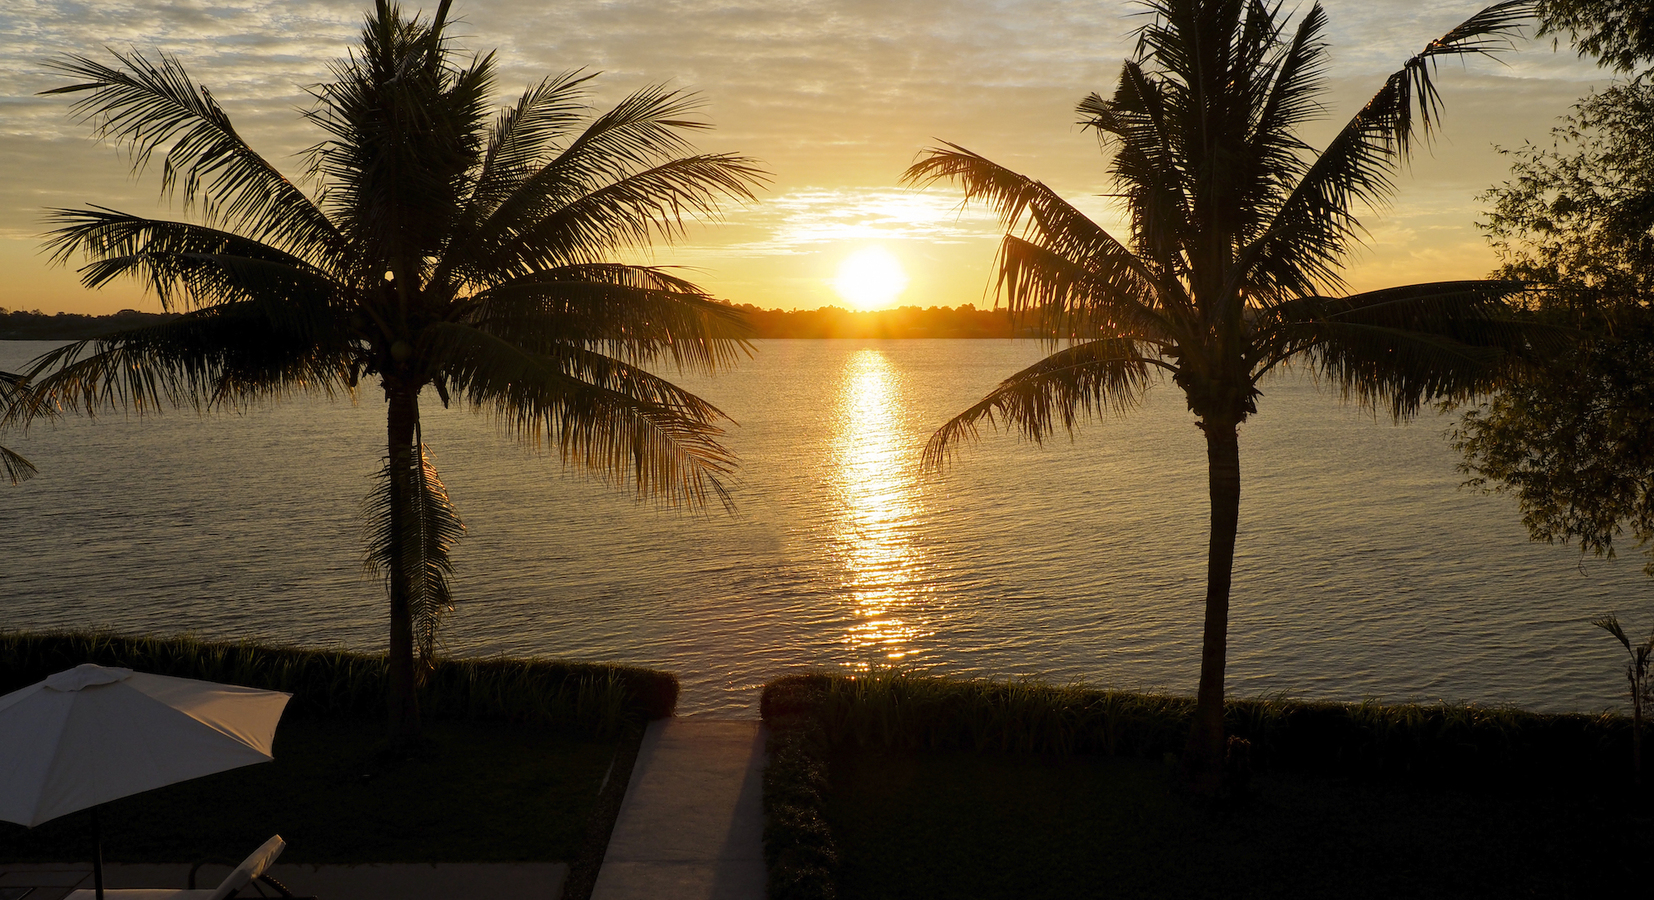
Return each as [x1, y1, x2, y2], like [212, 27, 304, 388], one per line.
[0, 663, 291, 898]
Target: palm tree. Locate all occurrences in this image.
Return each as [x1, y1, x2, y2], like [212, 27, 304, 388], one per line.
[17, 0, 765, 742]
[905, 0, 1543, 792]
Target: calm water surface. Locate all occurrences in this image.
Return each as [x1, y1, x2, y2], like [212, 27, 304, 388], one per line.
[3, 339, 1649, 715]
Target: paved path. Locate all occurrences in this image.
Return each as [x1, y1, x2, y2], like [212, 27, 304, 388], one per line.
[0, 862, 567, 899]
[590, 718, 767, 900]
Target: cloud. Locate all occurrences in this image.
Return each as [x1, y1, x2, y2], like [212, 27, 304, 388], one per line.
[708, 188, 1004, 255]
[0, 0, 1616, 312]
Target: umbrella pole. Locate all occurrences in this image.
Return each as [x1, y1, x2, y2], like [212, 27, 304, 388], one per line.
[91, 804, 105, 900]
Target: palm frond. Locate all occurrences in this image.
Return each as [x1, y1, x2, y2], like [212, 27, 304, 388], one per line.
[0, 446, 36, 486]
[42, 49, 343, 266]
[476, 153, 765, 279]
[1239, 3, 1330, 232]
[443, 70, 599, 267]
[1268, 280, 1552, 418]
[995, 235, 1174, 344]
[903, 144, 1175, 322]
[1080, 62, 1193, 280]
[363, 443, 466, 664]
[0, 372, 41, 484]
[476, 72, 598, 198]
[468, 263, 752, 370]
[449, 85, 765, 284]
[44, 208, 339, 312]
[17, 305, 355, 421]
[1594, 614, 1633, 652]
[305, 5, 496, 272]
[421, 321, 736, 510]
[473, 83, 706, 234]
[1238, 1, 1533, 298]
[923, 339, 1167, 470]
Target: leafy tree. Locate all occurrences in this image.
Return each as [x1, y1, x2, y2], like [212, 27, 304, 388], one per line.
[905, 0, 1540, 792]
[16, 0, 764, 741]
[1456, 82, 1654, 574]
[1536, 0, 1654, 73]
[1478, 83, 1654, 297]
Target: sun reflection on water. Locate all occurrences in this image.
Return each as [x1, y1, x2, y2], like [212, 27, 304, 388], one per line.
[831, 348, 934, 664]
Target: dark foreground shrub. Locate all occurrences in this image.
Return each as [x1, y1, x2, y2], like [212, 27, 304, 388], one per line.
[796, 670, 1636, 780]
[0, 630, 677, 736]
[759, 671, 1645, 899]
[761, 675, 839, 900]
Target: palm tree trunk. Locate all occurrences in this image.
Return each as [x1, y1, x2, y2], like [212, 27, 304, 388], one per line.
[1184, 416, 1241, 794]
[385, 382, 422, 745]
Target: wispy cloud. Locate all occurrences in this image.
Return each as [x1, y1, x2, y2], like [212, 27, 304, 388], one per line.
[712, 188, 1003, 255]
[0, 0, 1614, 311]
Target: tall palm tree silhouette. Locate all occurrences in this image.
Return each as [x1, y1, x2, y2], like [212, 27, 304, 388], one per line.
[907, 0, 1542, 790]
[23, 0, 765, 740]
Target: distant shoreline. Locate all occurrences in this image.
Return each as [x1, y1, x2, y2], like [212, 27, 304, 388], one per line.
[2, 304, 1041, 341]
[0, 308, 178, 341]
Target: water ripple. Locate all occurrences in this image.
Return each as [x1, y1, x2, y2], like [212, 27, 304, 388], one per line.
[3, 339, 1651, 717]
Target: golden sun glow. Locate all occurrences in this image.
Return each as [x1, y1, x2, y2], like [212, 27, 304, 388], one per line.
[831, 245, 909, 310]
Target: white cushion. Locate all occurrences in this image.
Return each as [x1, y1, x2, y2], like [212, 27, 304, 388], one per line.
[206, 834, 286, 900]
[63, 835, 286, 900]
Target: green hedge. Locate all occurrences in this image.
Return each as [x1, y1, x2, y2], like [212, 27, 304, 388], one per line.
[759, 671, 1646, 900]
[793, 671, 1636, 778]
[0, 631, 678, 736]
[761, 675, 840, 900]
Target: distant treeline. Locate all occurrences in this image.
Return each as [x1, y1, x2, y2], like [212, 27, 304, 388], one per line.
[0, 308, 177, 340]
[3, 303, 1033, 341]
[737, 303, 1036, 339]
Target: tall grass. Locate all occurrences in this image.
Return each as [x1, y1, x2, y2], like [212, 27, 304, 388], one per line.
[0, 631, 677, 737]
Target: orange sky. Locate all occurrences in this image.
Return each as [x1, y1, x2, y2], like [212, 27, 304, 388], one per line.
[0, 1, 1614, 315]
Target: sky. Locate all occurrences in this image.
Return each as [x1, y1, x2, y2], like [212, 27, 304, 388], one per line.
[0, 0, 1618, 315]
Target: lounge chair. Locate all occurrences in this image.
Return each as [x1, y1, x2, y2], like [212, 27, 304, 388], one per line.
[66, 835, 312, 899]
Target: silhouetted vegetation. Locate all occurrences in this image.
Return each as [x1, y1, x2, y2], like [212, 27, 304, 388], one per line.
[829, 748, 1646, 899]
[1457, 75, 1654, 576]
[737, 303, 1022, 339]
[1537, 0, 1654, 72]
[25, 0, 761, 744]
[0, 631, 678, 733]
[761, 672, 1652, 900]
[3, 303, 1028, 341]
[1592, 615, 1654, 783]
[904, 0, 1542, 792]
[0, 308, 177, 340]
[0, 370, 38, 483]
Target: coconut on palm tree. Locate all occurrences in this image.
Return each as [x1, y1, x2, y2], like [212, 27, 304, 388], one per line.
[905, 0, 1545, 791]
[18, 0, 764, 741]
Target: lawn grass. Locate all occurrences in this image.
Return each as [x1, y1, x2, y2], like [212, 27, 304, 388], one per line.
[0, 715, 621, 865]
[828, 747, 1653, 899]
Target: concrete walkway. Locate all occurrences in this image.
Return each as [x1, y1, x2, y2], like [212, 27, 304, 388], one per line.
[0, 862, 567, 899]
[590, 718, 767, 900]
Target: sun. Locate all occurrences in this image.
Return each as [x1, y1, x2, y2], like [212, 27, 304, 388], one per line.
[832, 246, 909, 311]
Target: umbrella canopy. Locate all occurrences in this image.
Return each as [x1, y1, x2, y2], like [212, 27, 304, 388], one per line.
[0, 663, 291, 827]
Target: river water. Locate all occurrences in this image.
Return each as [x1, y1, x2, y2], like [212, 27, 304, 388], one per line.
[2, 339, 1648, 715]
